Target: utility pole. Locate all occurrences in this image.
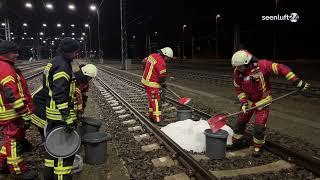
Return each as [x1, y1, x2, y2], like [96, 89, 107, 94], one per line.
[120, 0, 128, 70]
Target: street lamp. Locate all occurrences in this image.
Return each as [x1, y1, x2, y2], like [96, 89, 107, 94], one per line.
[25, 2, 32, 8]
[89, 4, 97, 11]
[57, 23, 61, 28]
[40, 32, 44, 36]
[45, 2, 53, 10]
[84, 23, 92, 53]
[24, 32, 27, 35]
[1, 23, 5, 27]
[182, 24, 187, 60]
[22, 37, 25, 40]
[71, 24, 75, 28]
[72, 32, 75, 36]
[43, 24, 47, 27]
[90, 4, 102, 60]
[10, 32, 13, 35]
[23, 23, 28, 27]
[216, 14, 221, 58]
[68, 3, 75, 11]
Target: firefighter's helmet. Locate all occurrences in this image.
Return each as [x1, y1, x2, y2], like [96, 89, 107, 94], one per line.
[231, 50, 252, 66]
[160, 47, 173, 58]
[81, 64, 97, 78]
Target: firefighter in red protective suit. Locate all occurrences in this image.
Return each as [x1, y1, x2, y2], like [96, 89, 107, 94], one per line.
[0, 41, 37, 179]
[229, 50, 310, 157]
[141, 47, 173, 124]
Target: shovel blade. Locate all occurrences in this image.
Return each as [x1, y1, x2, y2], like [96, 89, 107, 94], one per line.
[179, 97, 192, 105]
[207, 113, 228, 133]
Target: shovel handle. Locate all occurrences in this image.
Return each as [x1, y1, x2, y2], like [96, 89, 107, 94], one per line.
[166, 88, 181, 99]
[225, 89, 299, 118]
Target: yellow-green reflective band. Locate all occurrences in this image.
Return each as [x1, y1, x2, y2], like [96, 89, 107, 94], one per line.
[141, 79, 160, 88]
[53, 72, 70, 81]
[0, 146, 6, 155]
[11, 98, 25, 109]
[160, 69, 166, 74]
[237, 93, 246, 99]
[253, 136, 265, 145]
[45, 159, 54, 167]
[0, 76, 15, 85]
[31, 114, 47, 128]
[233, 133, 243, 139]
[285, 72, 295, 80]
[272, 63, 279, 75]
[57, 102, 68, 110]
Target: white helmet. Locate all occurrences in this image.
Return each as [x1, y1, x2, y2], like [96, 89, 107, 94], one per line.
[81, 64, 97, 78]
[231, 50, 252, 66]
[160, 47, 173, 58]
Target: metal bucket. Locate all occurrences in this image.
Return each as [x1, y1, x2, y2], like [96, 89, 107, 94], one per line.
[203, 129, 228, 159]
[81, 117, 102, 136]
[45, 126, 81, 158]
[82, 132, 111, 165]
[176, 109, 192, 121]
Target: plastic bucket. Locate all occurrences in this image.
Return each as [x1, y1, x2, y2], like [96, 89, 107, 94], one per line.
[45, 126, 81, 158]
[176, 109, 192, 121]
[203, 129, 228, 159]
[82, 132, 111, 165]
[81, 117, 102, 136]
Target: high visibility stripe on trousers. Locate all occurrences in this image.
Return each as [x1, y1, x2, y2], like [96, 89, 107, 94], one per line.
[7, 140, 22, 174]
[54, 159, 72, 180]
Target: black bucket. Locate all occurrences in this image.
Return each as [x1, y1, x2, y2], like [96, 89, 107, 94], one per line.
[203, 129, 228, 159]
[81, 117, 102, 136]
[176, 109, 192, 121]
[82, 132, 111, 165]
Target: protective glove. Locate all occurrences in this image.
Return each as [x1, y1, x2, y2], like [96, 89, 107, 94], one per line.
[241, 102, 250, 113]
[22, 114, 31, 129]
[64, 121, 75, 133]
[294, 79, 310, 91]
[161, 82, 167, 89]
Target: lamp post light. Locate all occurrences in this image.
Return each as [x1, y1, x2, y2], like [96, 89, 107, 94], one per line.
[25, 2, 32, 9]
[85, 23, 92, 53]
[182, 24, 187, 60]
[90, 4, 102, 60]
[68, 3, 75, 11]
[45, 2, 53, 10]
[216, 14, 221, 58]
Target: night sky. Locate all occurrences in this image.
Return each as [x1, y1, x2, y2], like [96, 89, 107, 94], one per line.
[1, 0, 320, 59]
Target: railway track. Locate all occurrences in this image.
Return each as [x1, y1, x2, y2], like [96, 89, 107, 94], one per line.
[168, 69, 320, 98]
[93, 66, 319, 179]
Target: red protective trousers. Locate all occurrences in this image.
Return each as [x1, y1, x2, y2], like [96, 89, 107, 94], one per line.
[0, 118, 26, 175]
[145, 86, 161, 122]
[238, 105, 270, 125]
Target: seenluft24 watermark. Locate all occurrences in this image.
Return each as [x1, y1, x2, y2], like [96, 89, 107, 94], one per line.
[262, 13, 299, 22]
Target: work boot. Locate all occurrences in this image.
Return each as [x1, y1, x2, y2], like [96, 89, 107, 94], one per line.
[13, 169, 38, 180]
[252, 144, 263, 157]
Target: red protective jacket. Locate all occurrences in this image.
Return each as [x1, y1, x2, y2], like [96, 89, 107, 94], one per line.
[141, 53, 167, 88]
[233, 59, 299, 106]
[0, 56, 32, 125]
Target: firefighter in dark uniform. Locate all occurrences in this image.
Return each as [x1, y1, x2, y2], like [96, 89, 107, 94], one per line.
[42, 37, 80, 180]
[31, 64, 97, 141]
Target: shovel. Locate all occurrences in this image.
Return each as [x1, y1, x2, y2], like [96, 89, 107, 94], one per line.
[166, 87, 192, 105]
[208, 89, 299, 133]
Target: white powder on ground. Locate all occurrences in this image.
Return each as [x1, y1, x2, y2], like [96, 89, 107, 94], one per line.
[160, 119, 234, 153]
